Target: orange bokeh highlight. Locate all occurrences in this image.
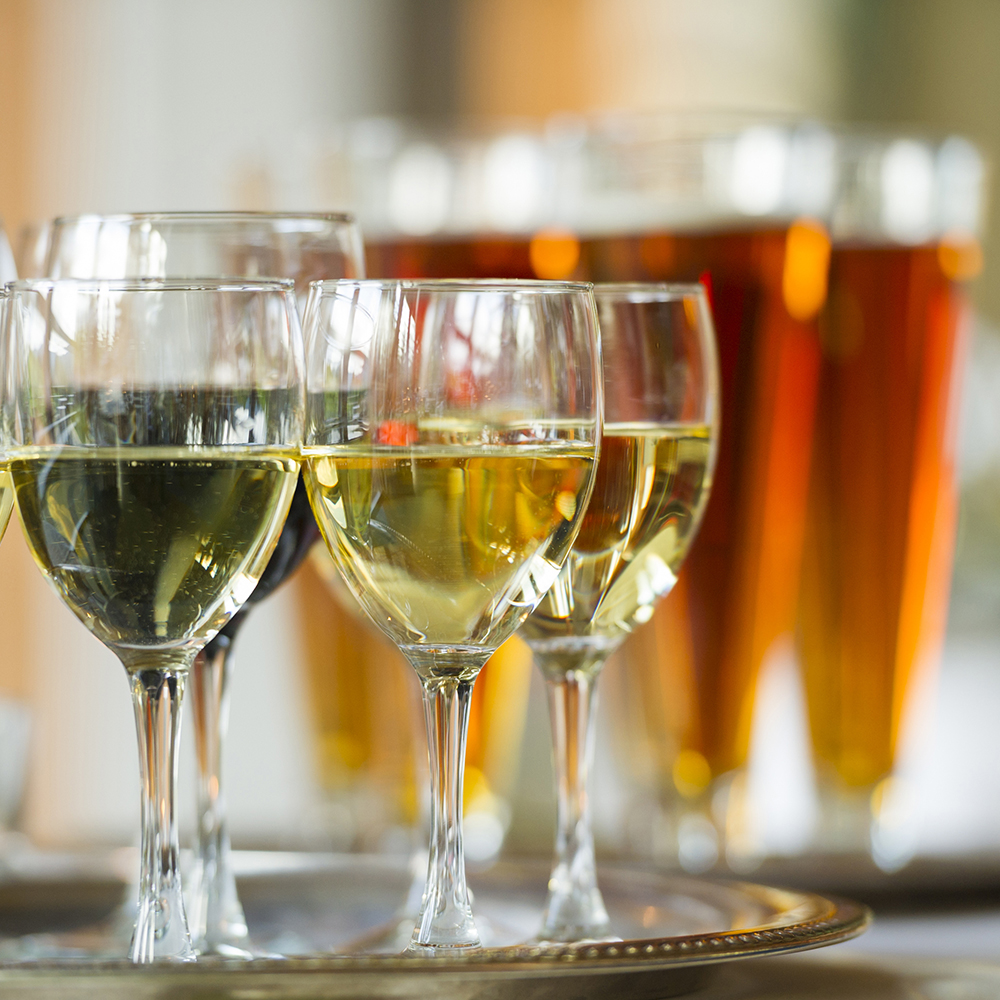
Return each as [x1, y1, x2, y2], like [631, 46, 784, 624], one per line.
[529, 229, 581, 279]
[938, 234, 983, 282]
[782, 218, 831, 321]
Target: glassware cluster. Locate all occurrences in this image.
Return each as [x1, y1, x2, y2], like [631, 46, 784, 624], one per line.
[318, 113, 981, 871]
[0, 208, 720, 961]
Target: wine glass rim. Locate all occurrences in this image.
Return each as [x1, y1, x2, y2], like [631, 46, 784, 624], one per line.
[594, 281, 708, 300]
[49, 210, 358, 228]
[311, 278, 595, 294]
[8, 277, 296, 293]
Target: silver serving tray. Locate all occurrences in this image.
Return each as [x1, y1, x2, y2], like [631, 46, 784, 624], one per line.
[0, 852, 870, 998]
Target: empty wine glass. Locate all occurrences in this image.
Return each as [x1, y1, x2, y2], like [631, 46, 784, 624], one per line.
[13, 221, 51, 279]
[2, 278, 304, 962]
[302, 279, 602, 952]
[0, 225, 16, 283]
[520, 283, 719, 941]
[43, 211, 364, 955]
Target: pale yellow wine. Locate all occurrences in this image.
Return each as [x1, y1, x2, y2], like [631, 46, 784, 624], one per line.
[11, 447, 298, 657]
[521, 424, 713, 650]
[304, 443, 595, 653]
[0, 467, 13, 545]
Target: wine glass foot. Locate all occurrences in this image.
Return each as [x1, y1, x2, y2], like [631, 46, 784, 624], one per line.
[536, 925, 616, 944]
[407, 897, 481, 954]
[536, 933, 622, 947]
[129, 907, 196, 963]
[195, 941, 256, 960]
[538, 888, 612, 944]
[190, 908, 251, 958]
[404, 939, 481, 957]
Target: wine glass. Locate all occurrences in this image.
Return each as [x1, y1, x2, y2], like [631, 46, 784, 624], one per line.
[14, 221, 51, 278]
[520, 283, 719, 941]
[0, 224, 16, 283]
[302, 279, 602, 952]
[43, 211, 364, 955]
[3, 277, 304, 962]
[0, 288, 13, 542]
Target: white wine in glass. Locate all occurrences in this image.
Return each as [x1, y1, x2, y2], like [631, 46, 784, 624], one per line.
[3, 279, 303, 962]
[303, 279, 602, 952]
[0, 467, 12, 543]
[43, 211, 364, 956]
[521, 283, 719, 942]
[11, 446, 297, 647]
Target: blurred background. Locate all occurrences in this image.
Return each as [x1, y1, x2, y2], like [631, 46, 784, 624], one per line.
[1, 0, 1000, 881]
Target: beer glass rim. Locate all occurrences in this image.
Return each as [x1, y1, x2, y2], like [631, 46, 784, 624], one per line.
[595, 281, 708, 301]
[9, 277, 296, 294]
[310, 277, 595, 294]
[50, 210, 358, 228]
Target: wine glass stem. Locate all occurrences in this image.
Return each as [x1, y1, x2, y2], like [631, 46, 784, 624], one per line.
[190, 640, 248, 953]
[127, 661, 195, 963]
[411, 672, 480, 952]
[540, 661, 610, 941]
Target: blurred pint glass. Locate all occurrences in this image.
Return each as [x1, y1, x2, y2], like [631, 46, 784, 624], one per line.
[798, 136, 982, 867]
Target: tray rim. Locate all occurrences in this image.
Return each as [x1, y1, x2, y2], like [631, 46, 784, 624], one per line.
[0, 878, 871, 980]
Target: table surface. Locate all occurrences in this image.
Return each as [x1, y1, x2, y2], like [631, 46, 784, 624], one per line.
[695, 906, 1000, 998]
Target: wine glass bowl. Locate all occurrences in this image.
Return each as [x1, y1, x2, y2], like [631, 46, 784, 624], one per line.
[2, 278, 304, 962]
[520, 282, 719, 942]
[302, 279, 602, 952]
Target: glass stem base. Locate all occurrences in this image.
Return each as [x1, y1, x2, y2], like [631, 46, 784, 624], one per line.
[538, 658, 610, 942]
[189, 639, 249, 955]
[126, 661, 195, 963]
[408, 659, 481, 953]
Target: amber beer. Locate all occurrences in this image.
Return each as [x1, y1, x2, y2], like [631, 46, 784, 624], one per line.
[368, 225, 827, 816]
[295, 554, 420, 850]
[798, 242, 970, 822]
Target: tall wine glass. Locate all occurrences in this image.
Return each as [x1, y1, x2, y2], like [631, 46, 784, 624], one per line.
[302, 279, 602, 951]
[3, 278, 303, 962]
[521, 283, 719, 941]
[44, 211, 364, 955]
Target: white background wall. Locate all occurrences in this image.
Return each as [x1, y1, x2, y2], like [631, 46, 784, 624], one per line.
[16, 0, 410, 220]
